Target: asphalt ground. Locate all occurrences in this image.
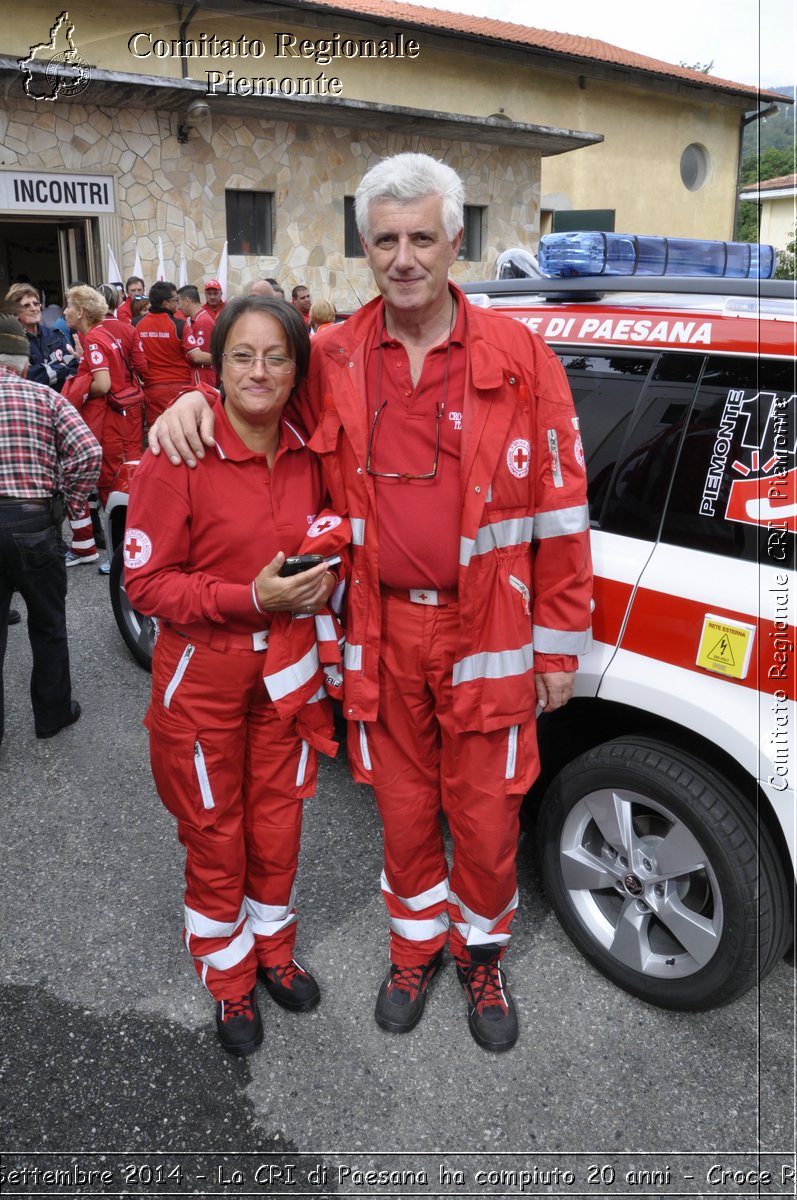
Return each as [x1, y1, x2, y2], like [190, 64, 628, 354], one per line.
[1, 556, 795, 1199]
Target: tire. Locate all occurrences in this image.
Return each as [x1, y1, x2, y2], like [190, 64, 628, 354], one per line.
[109, 543, 156, 672]
[538, 736, 792, 1010]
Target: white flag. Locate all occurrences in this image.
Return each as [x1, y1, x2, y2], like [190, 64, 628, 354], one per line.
[178, 250, 188, 288]
[157, 236, 166, 282]
[216, 241, 228, 297]
[133, 245, 143, 280]
[106, 245, 122, 286]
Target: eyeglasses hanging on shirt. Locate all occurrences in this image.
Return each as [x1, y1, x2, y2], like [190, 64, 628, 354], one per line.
[366, 314, 454, 481]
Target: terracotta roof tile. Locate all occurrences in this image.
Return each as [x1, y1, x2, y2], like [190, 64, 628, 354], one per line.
[755, 173, 797, 190]
[298, 0, 789, 101]
[741, 173, 797, 192]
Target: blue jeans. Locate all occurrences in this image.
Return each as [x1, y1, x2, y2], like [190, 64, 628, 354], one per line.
[0, 501, 73, 743]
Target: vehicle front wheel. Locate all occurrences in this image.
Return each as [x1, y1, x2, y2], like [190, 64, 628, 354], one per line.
[109, 543, 156, 671]
[538, 737, 791, 1010]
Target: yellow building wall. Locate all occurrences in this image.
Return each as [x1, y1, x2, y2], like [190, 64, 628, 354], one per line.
[759, 196, 797, 251]
[4, 0, 749, 288]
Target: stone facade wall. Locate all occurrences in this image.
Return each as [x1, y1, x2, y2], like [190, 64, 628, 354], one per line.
[1, 97, 539, 307]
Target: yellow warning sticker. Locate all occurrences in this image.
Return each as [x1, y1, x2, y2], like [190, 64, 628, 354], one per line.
[696, 614, 756, 680]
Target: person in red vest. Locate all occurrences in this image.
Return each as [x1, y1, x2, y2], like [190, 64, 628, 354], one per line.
[177, 285, 217, 389]
[291, 285, 312, 326]
[116, 276, 146, 325]
[61, 286, 145, 565]
[124, 295, 348, 1057]
[133, 281, 193, 428]
[202, 279, 225, 323]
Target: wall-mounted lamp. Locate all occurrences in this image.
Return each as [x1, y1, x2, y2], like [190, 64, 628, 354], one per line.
[177, 98, 211, 144]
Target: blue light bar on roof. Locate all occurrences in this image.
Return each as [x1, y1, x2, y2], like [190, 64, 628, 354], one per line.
[538, 232, 777, 279]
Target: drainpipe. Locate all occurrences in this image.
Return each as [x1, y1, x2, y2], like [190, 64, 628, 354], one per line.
[734, 102, 781, 237]
[179, 2, 202, 80]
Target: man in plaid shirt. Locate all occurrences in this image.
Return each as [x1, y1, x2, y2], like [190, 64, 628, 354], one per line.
[0, 313, 101, 746]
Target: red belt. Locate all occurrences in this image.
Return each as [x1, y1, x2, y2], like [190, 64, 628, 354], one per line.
[171, 625, 270, 652]
[380, 586, 458, 608]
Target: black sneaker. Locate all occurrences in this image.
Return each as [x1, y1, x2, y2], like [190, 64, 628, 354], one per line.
[456, 947, 518, 1053]
[374, 951, 443, 1034]
[258, 959, 320, 1012]
[215, 988, 263, 1057]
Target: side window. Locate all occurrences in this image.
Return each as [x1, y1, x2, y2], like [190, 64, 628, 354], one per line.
[560, 352, 657, 525]
[600, 354, 703, 540]
[661, 356, 796, 566]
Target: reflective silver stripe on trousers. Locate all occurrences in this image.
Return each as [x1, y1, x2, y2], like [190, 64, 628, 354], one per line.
[533, 503, 590, 539]
[389, 913, 450, 941]
[350, 517, 366, 545]
[533, 625, 592, 654]
[245, 888, 297, 937]
[452, 643, 534, 686]
[184, 901, 247, 939]
[263, 646, 319, 702]
[295, 739, 309, 787]
[450, 888, 518, 947]
[381, 871, 449, 911]
[358, 720, 371, 771]
[505, 725, 518, 780]
[192, 921, 255, 970]
[460, 516, 534, 567]
[344, 642, 363, 671]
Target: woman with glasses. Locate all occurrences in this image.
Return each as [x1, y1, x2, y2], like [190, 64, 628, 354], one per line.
[4, 282, 77, 393]
[123, 296, 347, 1057]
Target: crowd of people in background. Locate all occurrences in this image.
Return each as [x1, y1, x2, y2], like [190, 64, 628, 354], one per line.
[0, 269, 339, 573]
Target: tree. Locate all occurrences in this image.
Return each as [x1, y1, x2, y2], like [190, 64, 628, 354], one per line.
[775, 224, 797, 279]
[740, 146, 795, 187]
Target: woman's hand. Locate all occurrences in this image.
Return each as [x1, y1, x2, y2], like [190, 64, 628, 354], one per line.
[148, 391, 216, 467]
[254, 554, 335, 614]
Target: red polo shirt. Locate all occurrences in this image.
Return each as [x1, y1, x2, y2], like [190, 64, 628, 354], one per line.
[181, 308, 218, 388]
[366, 295, 466, 591]
[124, 395, 325, 637]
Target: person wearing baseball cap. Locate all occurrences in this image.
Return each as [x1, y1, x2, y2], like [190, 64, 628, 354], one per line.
[0, 311, 101, 743]
[203, 280, 224, 323]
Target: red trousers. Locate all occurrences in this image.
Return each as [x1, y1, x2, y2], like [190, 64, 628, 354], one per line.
[360, 593, 538, 967]
[144, 381, 190, 428]
[146, 626, 317, 1000]
[81, 397, 143, 505]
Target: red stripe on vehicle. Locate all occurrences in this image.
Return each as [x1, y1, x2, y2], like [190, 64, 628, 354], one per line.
[618, 586, 795, 699]
[592, 575, 633, 645]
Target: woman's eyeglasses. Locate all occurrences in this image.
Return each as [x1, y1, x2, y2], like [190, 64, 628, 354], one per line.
[223, 350, 295, 374]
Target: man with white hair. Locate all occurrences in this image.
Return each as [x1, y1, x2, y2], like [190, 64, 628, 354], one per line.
[0, 312, 101, 745]
[148, 152, 592, 1053]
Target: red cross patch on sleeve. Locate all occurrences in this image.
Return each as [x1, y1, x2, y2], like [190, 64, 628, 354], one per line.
[123, 528, 152, 568]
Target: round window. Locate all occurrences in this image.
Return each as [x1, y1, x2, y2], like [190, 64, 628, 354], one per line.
[680, 143, 711, 191]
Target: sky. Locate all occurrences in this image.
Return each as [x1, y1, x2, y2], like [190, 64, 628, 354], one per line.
[429, 0, 796, 91]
